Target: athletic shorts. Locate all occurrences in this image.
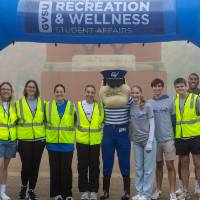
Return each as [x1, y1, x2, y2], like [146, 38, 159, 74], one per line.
[156, 140, 176, 162]
[0, 141, 17, 158]
[175, 136, 200, 155]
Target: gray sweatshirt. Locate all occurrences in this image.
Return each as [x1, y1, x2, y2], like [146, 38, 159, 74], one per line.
[129, 102, 154, 146]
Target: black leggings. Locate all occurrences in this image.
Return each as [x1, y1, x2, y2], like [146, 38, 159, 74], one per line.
[48, 150, 73, 198]
[18, 140, 45, 190]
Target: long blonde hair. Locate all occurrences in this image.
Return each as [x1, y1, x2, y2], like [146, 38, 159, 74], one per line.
[131, 85, 146, 109]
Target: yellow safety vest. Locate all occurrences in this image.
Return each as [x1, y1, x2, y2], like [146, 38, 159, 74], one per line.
[75, 101, 104, 145]
[16, 97, 45, 140]
[175, 93, 200, 138]
[46, 100, 75, 144]
[0, 101, 17, 141]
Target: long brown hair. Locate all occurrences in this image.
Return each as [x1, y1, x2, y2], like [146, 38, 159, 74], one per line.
[131, 85, 146, 109]
[23, 80, 40, 98]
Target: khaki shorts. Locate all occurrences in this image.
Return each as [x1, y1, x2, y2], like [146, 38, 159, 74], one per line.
[156, 140, 176, 162]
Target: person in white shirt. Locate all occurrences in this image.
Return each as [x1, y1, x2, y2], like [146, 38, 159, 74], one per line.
[76, 85, 104, 200]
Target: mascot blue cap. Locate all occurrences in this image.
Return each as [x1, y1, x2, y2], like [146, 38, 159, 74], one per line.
[101, 69, 127, 88]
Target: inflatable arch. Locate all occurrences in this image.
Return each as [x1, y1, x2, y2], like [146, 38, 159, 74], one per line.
[0, 0, 200, 51]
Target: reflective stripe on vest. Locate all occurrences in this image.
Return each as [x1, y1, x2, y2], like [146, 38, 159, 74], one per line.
[18, 122, 44, 127]
[19, 99, 24, 122]
[0, 124, 16, 128]
[77, 126, 101, 133]
[46, 125, 74, 131]
[176, 118, 200, 125]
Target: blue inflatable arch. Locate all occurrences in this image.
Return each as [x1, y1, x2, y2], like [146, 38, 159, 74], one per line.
[0, 0, 200, 51]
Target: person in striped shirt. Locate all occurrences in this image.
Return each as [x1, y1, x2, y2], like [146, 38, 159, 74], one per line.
[99, 70, 132, 200]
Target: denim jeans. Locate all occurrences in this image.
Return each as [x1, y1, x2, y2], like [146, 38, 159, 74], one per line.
[133, 140, 157, 198]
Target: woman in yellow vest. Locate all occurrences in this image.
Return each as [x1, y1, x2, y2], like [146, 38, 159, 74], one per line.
[76, 85, 104, 200]
[46, 84, 75, 200]
[0, 82, 17, 200]
[16, 80, 45, 200]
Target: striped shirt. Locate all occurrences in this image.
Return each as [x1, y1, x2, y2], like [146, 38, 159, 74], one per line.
[104, 98, 133, 125]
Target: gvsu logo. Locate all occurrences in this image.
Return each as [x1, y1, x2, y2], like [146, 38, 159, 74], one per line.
[111, 72, 119, 78]
[38, 1, 52, 33]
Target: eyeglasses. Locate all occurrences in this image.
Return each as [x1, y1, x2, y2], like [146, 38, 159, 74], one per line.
[1, 88, 11, 91]
[26, 86, 36, 89]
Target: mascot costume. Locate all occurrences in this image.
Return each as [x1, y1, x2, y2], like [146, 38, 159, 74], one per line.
[99, 69, 132, 200]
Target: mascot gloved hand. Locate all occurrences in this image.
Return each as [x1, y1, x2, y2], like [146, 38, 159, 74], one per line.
[99, 70, 132, 200]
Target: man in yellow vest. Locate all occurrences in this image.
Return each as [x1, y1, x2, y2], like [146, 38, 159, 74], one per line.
[76, 85, 104, 200]
[176, 73, 200, 196]
[174, 77, 200, 200]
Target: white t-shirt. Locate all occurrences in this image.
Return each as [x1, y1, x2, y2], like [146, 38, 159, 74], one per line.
[2, 101, 9, 114]
[82, 100, 94, 122]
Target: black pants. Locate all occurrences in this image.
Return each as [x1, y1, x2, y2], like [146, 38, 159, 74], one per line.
[48, 150, 73, 198]
[76, 143, 100, 193]
[18, 140, 45, 190]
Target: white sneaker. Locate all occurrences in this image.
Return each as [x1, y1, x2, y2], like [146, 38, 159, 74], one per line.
[175, 188, 183, 196]
[170, 193, 177, 200]
[81, 192, 90, 200]
[151, 190, 162, 199]
[66, 197, 73, 200]
[132, 194, 141, 200]
[139, 196, 150, 200]
[195, 181, 200, 195]
[0, 193, 11, 200]
[177, 192, 190, 200]
[90, 192, 97, 200]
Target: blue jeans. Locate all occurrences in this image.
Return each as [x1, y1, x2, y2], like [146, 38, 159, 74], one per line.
[133, 140, 157, 198]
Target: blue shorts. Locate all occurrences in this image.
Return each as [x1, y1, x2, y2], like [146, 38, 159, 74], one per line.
[0, 141, 17, 158]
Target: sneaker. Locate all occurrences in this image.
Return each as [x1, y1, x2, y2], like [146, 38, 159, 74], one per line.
[19, 186, 28, 199]
[139, 196, 150, 200]
[177, 192, 191, 200]
[0, 193, 11, 200]
[100, 191, 109, 200]
[151, 190, 162, 199]
[81, 192, 90, 200]
[54, 195, 63, 200]
[90, 192, 97, 200]
[27, 189, 37, 200]
[195, 181, 200, 195]
[170, 193, 177, 200]
[65, 197, 73, 200]
[121, 191, 130, 200]
[132, 194, 141, 200]
[175, 188, 183, 196]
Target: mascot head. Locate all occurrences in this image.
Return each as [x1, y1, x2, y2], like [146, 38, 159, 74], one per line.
[99, 69, 131, 108]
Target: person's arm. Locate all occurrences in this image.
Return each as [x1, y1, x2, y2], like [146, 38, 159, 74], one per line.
[145, 117, 155, 152]
[145, 103, 155, 153]
[170, 99, 176, 135]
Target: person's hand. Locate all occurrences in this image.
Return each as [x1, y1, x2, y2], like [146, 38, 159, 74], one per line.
[145, 140, 152, 153]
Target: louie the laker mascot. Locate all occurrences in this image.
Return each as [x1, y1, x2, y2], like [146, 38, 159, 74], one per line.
[99, 69, 132, 200]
